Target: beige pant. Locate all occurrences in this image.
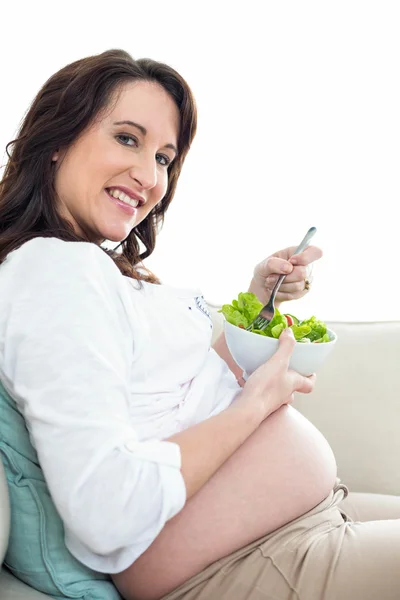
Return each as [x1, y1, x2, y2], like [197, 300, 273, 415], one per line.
[162, 481, 400, 600]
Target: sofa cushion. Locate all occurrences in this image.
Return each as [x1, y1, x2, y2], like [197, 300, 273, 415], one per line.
[0, 381, 121, 599]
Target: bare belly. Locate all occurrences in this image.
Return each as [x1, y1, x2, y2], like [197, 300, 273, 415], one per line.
[113, 405, 337, 600]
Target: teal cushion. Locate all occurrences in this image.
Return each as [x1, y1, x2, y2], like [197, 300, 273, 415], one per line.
[0, 381, 122, 599]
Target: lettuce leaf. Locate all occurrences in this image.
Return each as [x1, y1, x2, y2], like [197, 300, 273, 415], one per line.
[219, 292, 263, 328]
[219, 304, 249, 328]
[291, 324, 311, 340]
[299, 316, 327, 342]
[236, 292, 264, 323]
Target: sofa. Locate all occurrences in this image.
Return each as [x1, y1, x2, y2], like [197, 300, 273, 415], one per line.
[1, 307, 400, 599]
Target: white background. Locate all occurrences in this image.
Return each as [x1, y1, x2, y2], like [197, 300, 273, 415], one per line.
[1, 1, 399, 320]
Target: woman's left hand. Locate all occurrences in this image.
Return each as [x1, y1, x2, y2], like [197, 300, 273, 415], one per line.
[248, 245, 323, 307]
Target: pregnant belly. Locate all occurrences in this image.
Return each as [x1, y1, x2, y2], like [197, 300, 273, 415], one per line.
[113, 406, 337, 600]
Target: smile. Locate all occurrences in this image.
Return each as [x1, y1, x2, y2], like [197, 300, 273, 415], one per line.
[106, 187, 140, 208]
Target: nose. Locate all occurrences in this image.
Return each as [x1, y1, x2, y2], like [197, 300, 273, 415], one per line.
[128, 153, 157, 190]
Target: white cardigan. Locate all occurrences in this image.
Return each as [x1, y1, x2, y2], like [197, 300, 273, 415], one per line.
[0, 238, 240, 573]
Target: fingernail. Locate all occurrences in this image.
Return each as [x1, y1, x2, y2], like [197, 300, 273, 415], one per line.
[282, 264, 292, 273]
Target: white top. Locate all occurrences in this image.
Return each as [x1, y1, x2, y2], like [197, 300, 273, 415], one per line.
[0, 238, 240, 573]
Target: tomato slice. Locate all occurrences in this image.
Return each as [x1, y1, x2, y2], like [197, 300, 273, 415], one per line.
[285, 314, 294, 326]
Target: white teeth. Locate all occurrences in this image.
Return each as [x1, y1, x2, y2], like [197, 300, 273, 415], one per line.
[108, 188, 139, 208]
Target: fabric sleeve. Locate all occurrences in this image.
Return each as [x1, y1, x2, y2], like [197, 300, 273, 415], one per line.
[2, 238, 186, 572]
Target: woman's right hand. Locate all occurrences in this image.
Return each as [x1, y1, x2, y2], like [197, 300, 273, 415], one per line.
[239, 328, 316, 421]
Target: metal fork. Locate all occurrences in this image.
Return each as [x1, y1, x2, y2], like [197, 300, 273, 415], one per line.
[246, 227, 317, 331]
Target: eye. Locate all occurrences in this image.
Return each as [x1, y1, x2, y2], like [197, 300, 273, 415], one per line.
[156, 153, 172, 167]
[116, 134, 138, 147]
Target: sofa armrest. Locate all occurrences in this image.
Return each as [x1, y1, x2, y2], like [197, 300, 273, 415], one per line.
[209, 306, 400, 495]
[0, 458, 10, 564]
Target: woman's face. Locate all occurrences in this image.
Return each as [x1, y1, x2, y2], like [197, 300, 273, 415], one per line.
[53, 81, 180, 243]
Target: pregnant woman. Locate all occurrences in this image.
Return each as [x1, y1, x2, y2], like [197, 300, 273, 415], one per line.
[0, 49, 400, 600]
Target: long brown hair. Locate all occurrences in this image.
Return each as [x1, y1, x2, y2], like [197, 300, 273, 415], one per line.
[0, 49, 197, 283]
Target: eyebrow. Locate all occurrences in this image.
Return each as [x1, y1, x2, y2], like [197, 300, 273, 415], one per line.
[113, 120, 178, 155]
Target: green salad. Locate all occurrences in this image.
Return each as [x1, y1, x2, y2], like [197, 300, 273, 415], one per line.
[219, 292, 330, 343]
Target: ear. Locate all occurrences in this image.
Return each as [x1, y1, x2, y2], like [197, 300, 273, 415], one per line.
[52, 151, 59, 162]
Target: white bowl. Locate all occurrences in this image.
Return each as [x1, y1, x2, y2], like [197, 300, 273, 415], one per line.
[224, 320, 337, 378]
